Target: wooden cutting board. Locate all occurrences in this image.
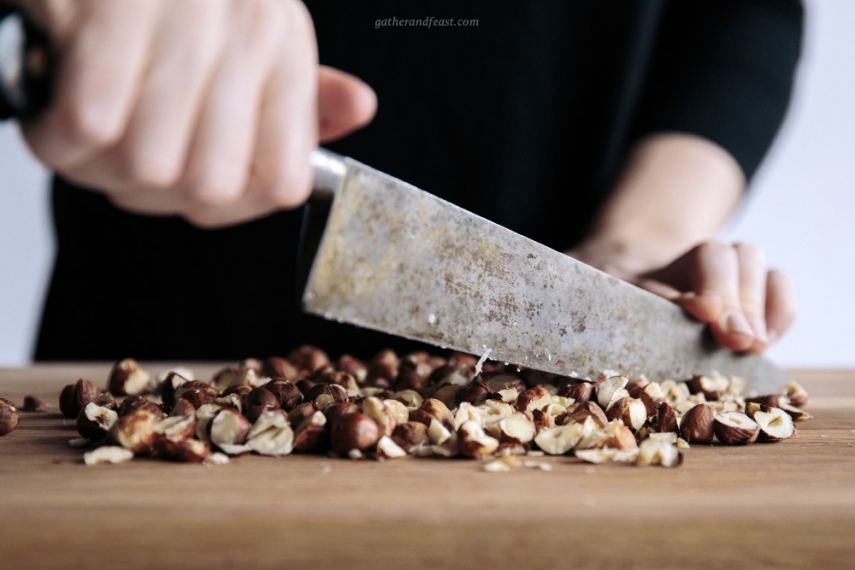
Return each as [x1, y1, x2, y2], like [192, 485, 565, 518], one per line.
[1, 365, 854, 569]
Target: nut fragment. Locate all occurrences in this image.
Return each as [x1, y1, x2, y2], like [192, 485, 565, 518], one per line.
[116, 395, 149, 417]
[779, 403, 813, 422]
[246, 424, 295, 456]
[22, 395, 50, 413]
[749, 406, 795, 442]
[153, 414, 197, 442]
[596, 376, 629, 409]
[76, 402, 119, 441]
[293, 411, 329, 453]
[655, 402, 678, 433]
[557, 382, 593, 404]
[534, 424, 584, 455]
[83, 446, 134, 465]
[108, 407, 159, 454]
[564, 400, 608, 428]
[686, 374, 729, 401]
[330, 412, 380, 456]
[155, 438, 211, 462]
[361, 397, 397, 437]
[575, 448, 638, 464]
[456, 380, 493, 406]
[714, 411, 760, 445]
[107, 358, 151, 396]
[59, 379, 100, 419]
[515, 387, 551, 413]
[376, 436, 407, 459]
[605, 397, 647, 432]
[0, 398, 20, 436]
[458, 420, 499, 458]
[784, 380, 809, 408]
[208, 408, 252, 449]
[635, 438, 682, 467]
[679, 403, 716, 444]
[495, 412, 536, 445]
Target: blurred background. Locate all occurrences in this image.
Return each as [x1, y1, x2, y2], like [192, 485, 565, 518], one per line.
[0, 0, 852, 367]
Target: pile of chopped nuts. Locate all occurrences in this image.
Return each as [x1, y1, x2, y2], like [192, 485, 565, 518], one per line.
[39, 347, 811, 468]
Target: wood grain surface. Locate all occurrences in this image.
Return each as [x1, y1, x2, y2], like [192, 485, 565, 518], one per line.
[1, 365, 853, 569]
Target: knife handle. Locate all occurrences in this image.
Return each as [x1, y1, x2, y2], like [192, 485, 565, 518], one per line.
[0, 7, 53, 120]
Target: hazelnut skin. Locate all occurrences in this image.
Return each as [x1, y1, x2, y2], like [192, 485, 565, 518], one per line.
[330, 412, 380, 456]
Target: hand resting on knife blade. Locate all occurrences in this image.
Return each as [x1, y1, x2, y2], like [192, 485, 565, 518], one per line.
[567, 133, 797, 355]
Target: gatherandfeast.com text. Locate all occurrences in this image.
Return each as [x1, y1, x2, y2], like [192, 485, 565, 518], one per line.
[375, 16, 479, 29]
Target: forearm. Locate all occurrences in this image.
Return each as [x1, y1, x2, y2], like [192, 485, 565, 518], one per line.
[571, 133, 745, 279]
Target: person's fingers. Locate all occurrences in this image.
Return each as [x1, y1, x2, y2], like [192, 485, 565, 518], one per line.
[22, 1, 161, 170]
[734, 242, 769, 353]
[317, 66, 377, 143]
[246, 0, 317, 212]
[179, 0, 283, 207]
[65, 1, 227, 195]
[765, 269, 797, 345]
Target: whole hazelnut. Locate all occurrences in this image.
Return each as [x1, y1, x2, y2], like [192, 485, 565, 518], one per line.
[22, 395, 50, 413]
[336, 354, 368, 384]
[455, 380, 493, 406]
[244, 388, 281, 422]
[0, 398, 21, 436]
[366, 348, 399, 387]
[330, 412, 380, 456]
[296, 379, 317, 396]
[304, 383, 348, 404]
[59, 379, 100, 419]
[239, 357, 263, 373]
[323, 401, 359, 426]
[391, 421, 429, 452]
[107, 358, 151, 396]
[679, 403, 716, 444]
[262, 357, 300, 381]
[393, 354, 433, 392]
[263, 380, 303, 411]
[174, 380, 219, 404]
[288, 345, 331, 373]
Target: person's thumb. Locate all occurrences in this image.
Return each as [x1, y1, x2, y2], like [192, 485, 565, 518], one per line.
[317, 66, 377, 143]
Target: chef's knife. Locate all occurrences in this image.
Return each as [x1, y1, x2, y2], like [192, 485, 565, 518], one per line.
[0, 8, 788, 393]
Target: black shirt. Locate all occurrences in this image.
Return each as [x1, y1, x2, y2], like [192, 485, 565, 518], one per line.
[34, 0, 803, 361]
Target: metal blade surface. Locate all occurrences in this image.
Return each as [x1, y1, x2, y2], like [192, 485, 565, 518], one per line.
[301, 158, 787, 394]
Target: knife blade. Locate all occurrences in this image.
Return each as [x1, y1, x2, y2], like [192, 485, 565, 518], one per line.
[301, 149, 788, 394]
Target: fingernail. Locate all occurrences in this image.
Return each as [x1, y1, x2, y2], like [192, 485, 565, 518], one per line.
[723, 311, 753, 337]
[752, 318, 770, 346]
